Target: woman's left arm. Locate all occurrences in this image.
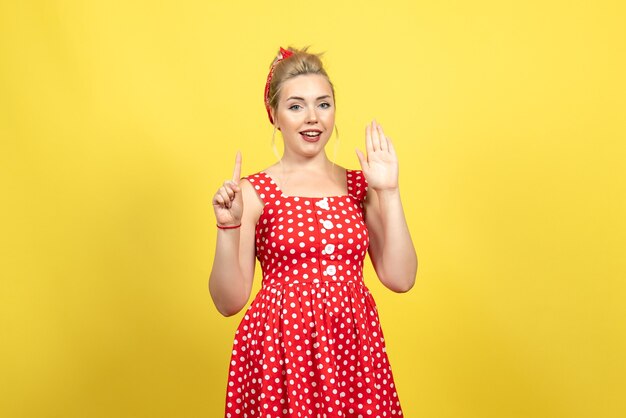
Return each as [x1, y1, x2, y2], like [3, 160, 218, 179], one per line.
[356, 120, 418, 293]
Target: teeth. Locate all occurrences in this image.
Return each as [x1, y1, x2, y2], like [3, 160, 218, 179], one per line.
[302, 131, 321, 137]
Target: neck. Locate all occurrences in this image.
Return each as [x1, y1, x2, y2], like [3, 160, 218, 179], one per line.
[279, 152, 334, 174]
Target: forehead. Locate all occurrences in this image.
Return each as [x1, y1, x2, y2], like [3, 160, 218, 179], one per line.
[280, 74, 333, 100]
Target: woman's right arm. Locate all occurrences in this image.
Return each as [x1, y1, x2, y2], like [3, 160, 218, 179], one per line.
[208, 153, 263, 316]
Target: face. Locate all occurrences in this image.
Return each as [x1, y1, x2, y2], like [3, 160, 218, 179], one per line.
[272, 73, 335, 159]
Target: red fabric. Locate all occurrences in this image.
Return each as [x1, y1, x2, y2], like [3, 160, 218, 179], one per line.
[224, 169, 404, 417]
[264, 47, 294, 124]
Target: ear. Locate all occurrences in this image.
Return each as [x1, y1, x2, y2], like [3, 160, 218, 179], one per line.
[270, 109, 280, 130]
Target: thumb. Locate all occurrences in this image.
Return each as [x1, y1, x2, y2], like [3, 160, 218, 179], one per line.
[355, 148, 368, 170]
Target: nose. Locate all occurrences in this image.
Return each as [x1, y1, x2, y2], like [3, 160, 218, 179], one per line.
[306, 107, 318, 124]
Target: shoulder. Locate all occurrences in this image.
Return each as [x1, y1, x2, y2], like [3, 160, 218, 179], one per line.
[239, 173, 264, 221]
[242, 170, 265, 184]
[240, 171, 263, 197]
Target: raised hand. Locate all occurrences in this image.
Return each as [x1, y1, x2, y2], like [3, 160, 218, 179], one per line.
[212, 152, 243, 227]
[355, 120, 399, 191]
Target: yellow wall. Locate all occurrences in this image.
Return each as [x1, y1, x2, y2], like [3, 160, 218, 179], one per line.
[1, 1, 625, 417]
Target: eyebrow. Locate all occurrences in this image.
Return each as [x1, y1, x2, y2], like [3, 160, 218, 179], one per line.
[286, 95, 332, 101]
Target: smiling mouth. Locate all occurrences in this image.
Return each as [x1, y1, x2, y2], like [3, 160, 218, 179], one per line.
[300, 130, 322, 141]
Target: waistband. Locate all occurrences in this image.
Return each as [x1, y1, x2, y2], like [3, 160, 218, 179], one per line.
[261, 277, 366, 291]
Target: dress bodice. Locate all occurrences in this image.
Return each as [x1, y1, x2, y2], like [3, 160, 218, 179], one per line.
[245, 169, 370, 289]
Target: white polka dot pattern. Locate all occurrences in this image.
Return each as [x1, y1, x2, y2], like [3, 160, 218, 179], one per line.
[224, 169, 403, 417]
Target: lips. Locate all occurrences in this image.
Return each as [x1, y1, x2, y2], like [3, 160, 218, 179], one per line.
[300, 130, 322, 142]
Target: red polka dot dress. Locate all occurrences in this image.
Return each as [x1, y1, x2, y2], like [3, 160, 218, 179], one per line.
[224, 169, 403, 417]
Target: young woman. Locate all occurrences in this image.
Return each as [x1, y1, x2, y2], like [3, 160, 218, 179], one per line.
[210, 46, 417, 417]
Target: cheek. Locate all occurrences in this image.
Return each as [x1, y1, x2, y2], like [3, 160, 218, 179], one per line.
[276, 109, 298, 125]
[274, 112, 287, 130]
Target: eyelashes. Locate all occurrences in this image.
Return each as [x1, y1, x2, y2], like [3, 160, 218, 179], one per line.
[288, 102, 332, 111]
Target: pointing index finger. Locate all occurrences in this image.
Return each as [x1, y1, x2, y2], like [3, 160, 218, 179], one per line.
[232, 151, 242, 183]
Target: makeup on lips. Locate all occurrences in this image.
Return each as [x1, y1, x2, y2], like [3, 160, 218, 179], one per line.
[300, 129, 323, 142]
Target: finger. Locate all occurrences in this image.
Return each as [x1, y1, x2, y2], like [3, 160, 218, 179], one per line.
[232, 151, 242, 183]
[223, 186, 235, 201]
[376, 123, 389, 152]
[213, 193, 226, 208]
[365, 124, 374, 155]
[223, 180, 238, 199]
[371, 120, 381, 151]
[355, 148, 368, 170]
[218, 187, 232, 208]
[387, 135, 397, 156]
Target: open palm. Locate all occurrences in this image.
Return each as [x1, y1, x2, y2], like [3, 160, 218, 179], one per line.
[356, 120, 399, 191]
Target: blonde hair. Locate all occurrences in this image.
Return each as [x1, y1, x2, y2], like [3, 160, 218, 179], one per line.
[268, 46, 341, 185]
[267, 46, 336, 117]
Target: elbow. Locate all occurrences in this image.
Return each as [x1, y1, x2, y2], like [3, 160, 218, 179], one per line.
[208, 281, 247, 317]
[393, 275, 416, 293]
[216, 305, 242, 317]
[212, 296, 246, 317]
[380, 271, 416, 293]
[399, 254, 418, 292]
[384, 257, 418, 293]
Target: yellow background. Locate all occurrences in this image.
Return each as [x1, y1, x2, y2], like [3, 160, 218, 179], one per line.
[1, 1, 625, 417]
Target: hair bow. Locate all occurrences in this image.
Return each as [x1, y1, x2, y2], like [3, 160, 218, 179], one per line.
[264, 47, 294, 124]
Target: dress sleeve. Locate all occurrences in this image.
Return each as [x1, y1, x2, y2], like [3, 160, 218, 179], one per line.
[348, 169, 368, 202]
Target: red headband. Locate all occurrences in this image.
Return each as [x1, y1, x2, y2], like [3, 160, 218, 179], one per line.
[264, 47, 294, 124]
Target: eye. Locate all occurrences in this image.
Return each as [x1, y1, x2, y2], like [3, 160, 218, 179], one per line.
[288, 104, 302, 111]
[319, 102, 332, 109]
